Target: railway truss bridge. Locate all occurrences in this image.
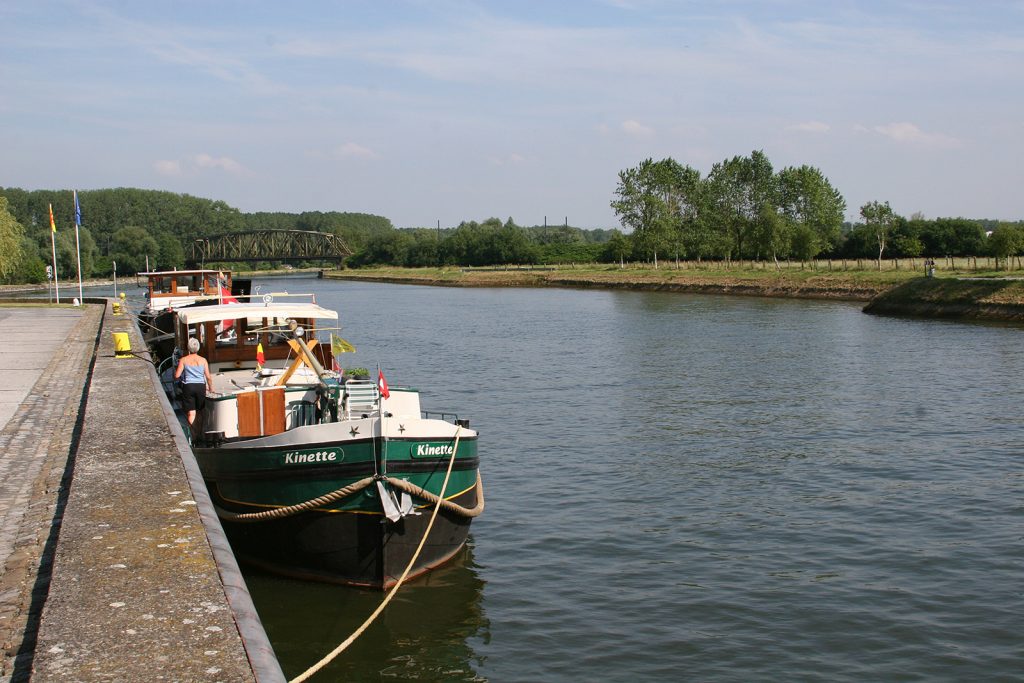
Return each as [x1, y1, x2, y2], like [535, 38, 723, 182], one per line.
[186, 230, 352, 268]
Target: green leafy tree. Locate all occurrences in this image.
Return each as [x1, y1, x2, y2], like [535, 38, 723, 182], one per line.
[777, 165, 846, 257]
[155, 234, 186, 270]
[603, 231, 632, 267]
[988, 222, 1023, 269]
[860, 200, 897, 268]
[705, 151, 776, 261]
[50, 225, 97, 280]
[752, 205, 791, 266]
[404, 230, 438, 267]
[0, 197, 26, 281]
[790, 223, 820, 261]
[665, 163, 704, 266]
[912, 217, 985, 257]
[110, 225, 159, 275]
[889, 218, 924, 258]
[611, 158, 679, 267]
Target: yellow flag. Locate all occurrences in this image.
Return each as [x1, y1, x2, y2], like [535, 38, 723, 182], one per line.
[331, 334, 355, 355]
[49, 203, 56, 232]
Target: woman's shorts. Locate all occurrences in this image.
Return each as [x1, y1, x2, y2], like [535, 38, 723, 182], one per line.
[181, 382, 206, 411]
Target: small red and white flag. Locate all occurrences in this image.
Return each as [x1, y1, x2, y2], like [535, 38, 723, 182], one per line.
[377, 369, 390, 399]
[219, 287, 239, 305]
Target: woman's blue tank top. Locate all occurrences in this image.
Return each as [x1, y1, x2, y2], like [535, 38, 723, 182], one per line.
[182, 363, 205, 384]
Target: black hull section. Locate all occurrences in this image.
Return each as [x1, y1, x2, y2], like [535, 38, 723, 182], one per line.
[141, 309, 177, 364]
[219, 485, 478, 590]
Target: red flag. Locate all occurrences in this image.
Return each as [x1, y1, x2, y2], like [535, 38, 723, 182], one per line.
[377, 369, 390, 399]
[216, 284, 239, 335]
[218, 273, 238, 305]
[220, 286, 239, 305]
[256, 342, 265, 366]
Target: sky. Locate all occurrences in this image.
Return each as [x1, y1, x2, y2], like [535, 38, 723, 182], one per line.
[2, 1, 1023, 229]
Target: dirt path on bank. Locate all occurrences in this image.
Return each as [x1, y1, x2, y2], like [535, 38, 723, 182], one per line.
[323, 268, 891, 301]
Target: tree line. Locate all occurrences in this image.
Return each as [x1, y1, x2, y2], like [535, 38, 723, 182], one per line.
[0, 187, 392, 282]
[1, 165, 1021, 283]
[347, 219, 620, 268]
[610, 151, 1022, 268]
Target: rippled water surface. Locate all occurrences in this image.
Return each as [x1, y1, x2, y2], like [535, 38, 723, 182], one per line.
[109, 277, 1024, 681]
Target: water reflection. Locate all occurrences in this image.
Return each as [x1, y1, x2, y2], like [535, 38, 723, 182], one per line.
[246, 543, 489, 682]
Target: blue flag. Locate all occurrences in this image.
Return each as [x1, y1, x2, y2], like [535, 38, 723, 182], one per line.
[73, 190, 81, 226]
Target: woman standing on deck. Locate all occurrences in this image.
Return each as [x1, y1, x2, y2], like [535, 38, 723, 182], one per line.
[174, 337, 213, 435]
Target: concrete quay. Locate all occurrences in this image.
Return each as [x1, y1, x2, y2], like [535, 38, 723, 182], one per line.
[0, 301, 283, 682]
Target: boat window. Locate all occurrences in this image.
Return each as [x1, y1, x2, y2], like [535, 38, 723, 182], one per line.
[154, 276, 173, 294]
[243, 317, 263, 346]
[214, 320, 237, 346]
[258, 316, 288, 346]
[182, 274, 202, 293]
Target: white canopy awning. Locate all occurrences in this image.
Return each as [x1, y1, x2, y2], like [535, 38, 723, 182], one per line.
[176, 302, 338, 326]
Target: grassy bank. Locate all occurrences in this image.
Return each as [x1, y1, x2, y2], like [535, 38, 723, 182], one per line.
[863, 277, 1024, 321]
[323, 264, 1024, 322]
[323, 264, 919, 301]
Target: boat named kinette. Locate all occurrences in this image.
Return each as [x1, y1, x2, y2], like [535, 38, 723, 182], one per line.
[146, 290, 483, 589]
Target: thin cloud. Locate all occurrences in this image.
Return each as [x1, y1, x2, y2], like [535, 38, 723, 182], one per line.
[154, 160, 182, 176]
[787, 121, 831, 133]
[488, 153, 526, 166]
[857, 122, 962, 149]
[305, 142, 379, 161]
[82, 4, 281, 95]
[335, 142, 378, 159]
[154, 154, 249, 176]
[195, 153, 246, 173]
[622, 119, 654, 137]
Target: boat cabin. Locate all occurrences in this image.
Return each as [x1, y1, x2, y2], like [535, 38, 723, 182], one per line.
[174, 300, 338, 374]
[140, 269, 232, 312]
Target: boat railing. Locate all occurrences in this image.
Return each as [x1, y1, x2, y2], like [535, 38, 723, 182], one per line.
[156, 355, 177, 396]
[343, 380, 379, 419]
[231, 292, 319, 304]
[422, 410, 467, 427]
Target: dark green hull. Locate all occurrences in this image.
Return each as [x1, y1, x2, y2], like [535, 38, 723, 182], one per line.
[196, 435, 480, 589]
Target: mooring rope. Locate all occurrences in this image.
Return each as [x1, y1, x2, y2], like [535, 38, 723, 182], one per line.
[213, 468, 483, 523]
[214, 476, 376, 522]
[386, 470, 485, 518]
[289, 426, 463, 683]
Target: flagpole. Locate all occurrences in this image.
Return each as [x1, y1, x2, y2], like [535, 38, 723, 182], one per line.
[377, 362, 388, 476]
[73, 191, 84, 304]
[48, 203, 60, 304]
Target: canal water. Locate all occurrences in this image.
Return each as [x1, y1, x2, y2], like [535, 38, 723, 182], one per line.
[98, 277, 1024, 681]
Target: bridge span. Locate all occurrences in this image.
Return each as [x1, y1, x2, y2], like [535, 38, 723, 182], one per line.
[186, 229, 351, 268]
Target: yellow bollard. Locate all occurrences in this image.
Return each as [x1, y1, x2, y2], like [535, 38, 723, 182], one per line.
[112, 332, 132, 358]
[112, 292, 127, 315]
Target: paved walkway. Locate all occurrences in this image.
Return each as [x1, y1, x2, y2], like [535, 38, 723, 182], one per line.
[0, 303, 282, 682]
[0, 306, 97, 680]
[0, 308, 83, 432]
